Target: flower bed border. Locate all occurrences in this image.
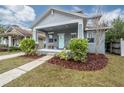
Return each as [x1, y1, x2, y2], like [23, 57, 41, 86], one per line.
[48, 53, 108, 71]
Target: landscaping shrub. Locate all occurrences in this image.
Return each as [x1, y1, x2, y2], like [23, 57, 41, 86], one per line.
[57, 50, 68, 60]
[19, 38, 36, 55]
[57, 39, 88, 62]
[68, 38, 88, 62]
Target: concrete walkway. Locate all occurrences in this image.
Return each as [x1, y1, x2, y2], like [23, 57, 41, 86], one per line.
[0, 52, 25, 61]
[0, 55, 53, 87]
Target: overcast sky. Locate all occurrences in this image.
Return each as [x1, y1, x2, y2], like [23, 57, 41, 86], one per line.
[0, 5, 124, 28]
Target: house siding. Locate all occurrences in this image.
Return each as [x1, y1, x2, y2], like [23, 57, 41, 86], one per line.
[36, 10, 82, 27]
[87, 31, 105, 54]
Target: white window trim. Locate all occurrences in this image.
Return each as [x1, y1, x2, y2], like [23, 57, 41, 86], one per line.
[71, 32, 76, 35]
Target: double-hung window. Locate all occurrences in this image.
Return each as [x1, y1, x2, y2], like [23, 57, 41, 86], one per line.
[87, 31, 94, 43]
[71, 33, 77, 38]
[48, 32, 54, 43]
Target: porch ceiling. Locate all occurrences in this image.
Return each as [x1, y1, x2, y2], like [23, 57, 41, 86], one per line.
[37, 23, 78, 32]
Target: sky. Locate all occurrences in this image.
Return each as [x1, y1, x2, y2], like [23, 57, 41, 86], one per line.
[0, 5, 124, 29]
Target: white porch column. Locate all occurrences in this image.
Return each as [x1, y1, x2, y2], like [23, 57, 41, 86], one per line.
[45, 32, 48, 49]
[36, 31, 39, 43]
[0, 37, 4, 44]
[78, 21, 84, 39]
[8, 36, 12, 47]
[32, 28, 37, 42]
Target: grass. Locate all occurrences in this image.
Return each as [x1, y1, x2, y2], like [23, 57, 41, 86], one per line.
[0, 51, 19, 56]
[0, 56, 36, 74]
[4, 54, 124, 87]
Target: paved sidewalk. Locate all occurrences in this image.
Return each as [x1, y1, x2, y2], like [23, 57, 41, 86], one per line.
[0, 55, 53, 87]
[0, 52, 25, 61]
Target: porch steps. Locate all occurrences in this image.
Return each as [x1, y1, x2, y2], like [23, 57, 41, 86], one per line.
[37, 49, 62, 55]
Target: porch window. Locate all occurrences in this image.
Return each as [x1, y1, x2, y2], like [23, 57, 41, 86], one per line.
[71, 33, 77, 38]
[48, 34, 54, 43]
[87, 31, 94, 43]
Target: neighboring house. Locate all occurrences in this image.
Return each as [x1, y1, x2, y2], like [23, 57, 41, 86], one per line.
[0, 25, 45, 48]
[32, 8, 109, 54]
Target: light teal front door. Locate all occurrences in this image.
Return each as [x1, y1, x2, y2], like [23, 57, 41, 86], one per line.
[58, 33, 64, 49]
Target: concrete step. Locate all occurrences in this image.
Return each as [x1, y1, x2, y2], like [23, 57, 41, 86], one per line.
[37, 49, 62, 55]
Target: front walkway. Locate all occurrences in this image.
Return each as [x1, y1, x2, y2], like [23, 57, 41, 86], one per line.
[0, 52, 25, 61]
[0, 55, 53, 86]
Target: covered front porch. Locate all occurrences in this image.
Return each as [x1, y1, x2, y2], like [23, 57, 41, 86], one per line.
[0, 34, 24, 47]
[33, 20, 84, 50]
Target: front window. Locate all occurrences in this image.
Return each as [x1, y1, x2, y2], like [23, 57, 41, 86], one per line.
[87, 31, 94, 43]
[71, 33, 77, 38]
[48, 34, 54, 43]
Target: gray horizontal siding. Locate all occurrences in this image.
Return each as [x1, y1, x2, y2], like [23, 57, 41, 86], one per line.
[36, 11, 82, 27]
[86, 31, 105, 54]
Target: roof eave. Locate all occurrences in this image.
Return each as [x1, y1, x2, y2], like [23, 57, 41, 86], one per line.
[31, 8, 87, 29]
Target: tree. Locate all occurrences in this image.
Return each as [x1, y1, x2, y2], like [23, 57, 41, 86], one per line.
[0, 24, 6, 33]
[106, 17, 124, 42]
[92, 6, 107, 54]
[105, 17, 124, 53]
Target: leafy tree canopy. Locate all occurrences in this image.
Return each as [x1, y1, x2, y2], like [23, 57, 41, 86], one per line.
[106, 17, 124, 43]
[0, 24, 6, 34]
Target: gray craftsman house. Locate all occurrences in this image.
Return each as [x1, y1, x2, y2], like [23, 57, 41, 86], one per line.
[32, 8, 108, 54]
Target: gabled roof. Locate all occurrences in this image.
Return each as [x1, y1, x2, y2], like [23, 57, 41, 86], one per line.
[5, 26, 32, 37]
[0, 26, 45, 38]
[31, 8, 87, 28]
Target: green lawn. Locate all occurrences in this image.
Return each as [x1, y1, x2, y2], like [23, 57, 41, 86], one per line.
[0, 51, 19, 56]
[0, 56, 36, 74]
[5, 54, 124, 87]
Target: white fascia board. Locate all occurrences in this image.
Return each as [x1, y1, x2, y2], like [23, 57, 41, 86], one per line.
[34, 19, 82, 30]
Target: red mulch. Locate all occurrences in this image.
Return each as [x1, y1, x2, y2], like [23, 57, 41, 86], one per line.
[0, 48, 8, 51]
[48, 53, 108, 71]
[20, 55, 44, 59]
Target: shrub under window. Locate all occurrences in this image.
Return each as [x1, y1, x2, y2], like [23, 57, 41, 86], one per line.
[68, 38, 88, 62]
[57, 38, 88, 62]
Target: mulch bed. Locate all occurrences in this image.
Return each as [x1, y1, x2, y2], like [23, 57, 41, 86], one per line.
[20, 55, 44, 59]
[0, 48, 8, 51]
[48, 53, 108, 71]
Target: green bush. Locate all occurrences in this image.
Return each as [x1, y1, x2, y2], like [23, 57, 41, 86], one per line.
[68, 38, 88, 62]
[57, 38, 88, 62]
[57, 50, 69, 60]
[19, 38, 36, 55]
